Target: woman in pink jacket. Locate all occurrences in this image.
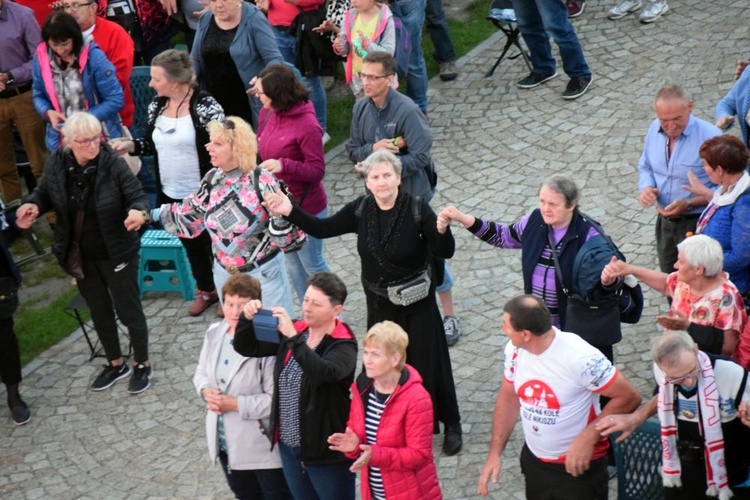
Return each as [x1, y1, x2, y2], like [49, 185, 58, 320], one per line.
[328, 321, 442, 500]
[254, 64, 331, 305]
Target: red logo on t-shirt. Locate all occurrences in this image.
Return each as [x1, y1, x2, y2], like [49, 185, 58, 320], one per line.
[517, 380, 560, 410]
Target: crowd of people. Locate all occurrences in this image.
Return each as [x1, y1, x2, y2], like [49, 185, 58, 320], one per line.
[2, 0, 750, 498]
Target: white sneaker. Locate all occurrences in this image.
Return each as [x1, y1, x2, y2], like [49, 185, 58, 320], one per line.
[322, 132, 331, 146]
[608, 0, 642, 19]
[639, 0, 669, 23]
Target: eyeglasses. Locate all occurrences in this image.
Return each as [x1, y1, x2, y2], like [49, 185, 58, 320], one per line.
[156, 125, 176, 134]
[62, 2, 94, 10]
[73, 135, 101, 147]
[664, 366, 700, 385]
[222, 119, 236, 130]
[358, 72, 391, 81]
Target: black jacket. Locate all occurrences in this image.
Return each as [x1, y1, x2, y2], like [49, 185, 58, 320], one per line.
[234, 315, 357, 464]
[28, 144, 150, 271]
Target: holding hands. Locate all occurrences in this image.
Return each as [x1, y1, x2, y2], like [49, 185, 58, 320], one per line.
[601, 256, 632, 284]
[15, 203, 39, 229]
[263, 189, 293, 216]
[439, 206, 475, 228]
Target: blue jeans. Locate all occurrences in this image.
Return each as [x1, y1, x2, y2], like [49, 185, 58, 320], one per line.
[389, 0, 429, 112]
[273, 29, 328, 131]
[213, 251, 295, 314]
[511, 0, 591, 79]
[278, 443, 355, 500]
[425, 0, 456, 63]
[434, 261, 454, 293]
[286, 208, 331, 305]
[218, 452, 292, 500]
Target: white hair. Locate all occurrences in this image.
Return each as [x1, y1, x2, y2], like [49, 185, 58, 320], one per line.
[677, 234, 724, 278]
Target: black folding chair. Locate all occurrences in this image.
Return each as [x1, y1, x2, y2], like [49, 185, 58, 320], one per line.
[485, 0, 533, 78]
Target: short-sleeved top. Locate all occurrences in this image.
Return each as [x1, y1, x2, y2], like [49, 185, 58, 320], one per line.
[664, 272, 745, 334]
[503, 329, 617, 462]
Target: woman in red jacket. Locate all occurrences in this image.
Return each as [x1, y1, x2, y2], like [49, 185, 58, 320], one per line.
[328, 321, 442, 500]
[253, 63, 331, 305]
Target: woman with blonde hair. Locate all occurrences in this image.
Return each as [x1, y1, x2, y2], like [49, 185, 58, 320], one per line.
[329, 321, 442, 500]
[153, 116, 295, 313]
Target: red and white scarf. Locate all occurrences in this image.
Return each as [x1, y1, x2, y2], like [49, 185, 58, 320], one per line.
[656, 350, 733, 499]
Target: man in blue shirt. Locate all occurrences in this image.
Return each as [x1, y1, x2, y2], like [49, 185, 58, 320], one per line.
[638, 85, 721, 273]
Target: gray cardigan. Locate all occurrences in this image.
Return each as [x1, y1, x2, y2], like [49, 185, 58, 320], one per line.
[193, 320, 281, 470]
[346, 89, 434, 201]
[191, 3, 283, 128]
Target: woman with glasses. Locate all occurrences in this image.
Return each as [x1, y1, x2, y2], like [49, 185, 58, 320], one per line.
[32, 11, 125, 152]
[191, 0, 283, 130]
[601, 234, 747, 365]
[253, 64, 330, 305]
[153, 116, 296, 314]
[112, 49, 225, 317]
[16, 111, 153, 394]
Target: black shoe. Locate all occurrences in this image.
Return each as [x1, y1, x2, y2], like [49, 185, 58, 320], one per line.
[11, 401, 30, 426]
[562, 75, 593, 100]
[128, 363, 153, 394]
[91, 362, 131, 391]
[443, 423, 463, 456]
[517, 71, 558, 89]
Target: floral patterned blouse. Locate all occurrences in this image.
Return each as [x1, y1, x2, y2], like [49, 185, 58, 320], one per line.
[665, 272, 746, 334]
[158, 167, 295, 271]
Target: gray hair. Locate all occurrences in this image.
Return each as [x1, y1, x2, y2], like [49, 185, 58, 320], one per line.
[61, 112, 102, 141]
[361, 150, 402, 177]
[654, 84, 692, 107]
[151, 49, 195, 86]
[677, 234, 724, 278]
[651, 331, 696, 368]
[540, 174, 579, 209]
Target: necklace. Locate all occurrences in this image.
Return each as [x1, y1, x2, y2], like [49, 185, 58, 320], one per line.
[171, 89, 191, 118]
[372, 388, 393, 417]
[306, 332, 326, 350]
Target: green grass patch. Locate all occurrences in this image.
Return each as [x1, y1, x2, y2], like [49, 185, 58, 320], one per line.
[17, 287, 86, 366]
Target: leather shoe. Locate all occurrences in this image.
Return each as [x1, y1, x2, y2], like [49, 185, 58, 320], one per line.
[11, 401, 30, 426]
[443, 423, 462, 456]
[188, 290, 219, 316]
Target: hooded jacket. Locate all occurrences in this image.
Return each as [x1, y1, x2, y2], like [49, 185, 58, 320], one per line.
[258, 100, 326, 214]
[233, 316, 357, 464]
[345, 365, 442, 500]
[32, 41, 124, 152]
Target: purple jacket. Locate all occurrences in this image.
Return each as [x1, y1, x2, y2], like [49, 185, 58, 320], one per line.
[258, 101, 327, 214]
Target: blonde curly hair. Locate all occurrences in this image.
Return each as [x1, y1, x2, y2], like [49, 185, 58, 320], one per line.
[206, 116, 258, 172]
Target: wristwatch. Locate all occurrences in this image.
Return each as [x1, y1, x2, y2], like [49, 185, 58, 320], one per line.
[4, 72, 14, 85]
[140, 210, 151, 223]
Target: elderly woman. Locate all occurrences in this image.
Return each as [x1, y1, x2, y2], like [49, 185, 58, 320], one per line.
[113, 49, 224, 317]
[439, 174, 627, 362]
[255, 64, 330, 304]
[328, 321, 442, 500]
[32, 11, 124, 152]
[193, 273, 291, 499]
[266, 150, 463, 456]
[602, 234, 747, 361]
[152, 116, 295, 314]
[191, 0, 283, 129]
[683, 135, 750, 302]
[234, 272, 357, 500]
[715, 65, 750, 147]
[16, 112, 152, 394]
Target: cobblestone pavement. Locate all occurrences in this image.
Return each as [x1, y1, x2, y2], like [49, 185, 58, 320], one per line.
[2, 1, 748, 498]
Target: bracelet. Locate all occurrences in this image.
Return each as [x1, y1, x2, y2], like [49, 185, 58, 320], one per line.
[686, 199, 693, 211]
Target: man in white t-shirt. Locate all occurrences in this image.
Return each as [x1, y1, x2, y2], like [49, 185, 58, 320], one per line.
[477, 295, 641, 498]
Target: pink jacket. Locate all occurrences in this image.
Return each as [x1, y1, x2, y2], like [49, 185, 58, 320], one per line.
[345, 365, 442, 500]
[258, 101, 327, 215]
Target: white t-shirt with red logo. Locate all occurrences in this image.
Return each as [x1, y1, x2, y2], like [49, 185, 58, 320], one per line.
[503, 328, 618, 463]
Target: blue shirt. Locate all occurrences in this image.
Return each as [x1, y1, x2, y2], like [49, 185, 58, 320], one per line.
[637, 115, 721, 215]
[0, 0, 41, 86]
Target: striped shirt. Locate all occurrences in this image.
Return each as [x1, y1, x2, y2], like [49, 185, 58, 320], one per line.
[365, 388, 391, 500]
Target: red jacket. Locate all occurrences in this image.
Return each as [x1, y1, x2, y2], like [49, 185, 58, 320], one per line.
[346, 365, 442, 500]
[91, 19, 135, 127]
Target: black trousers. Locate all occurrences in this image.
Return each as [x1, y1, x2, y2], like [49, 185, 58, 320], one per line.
[160, 193, 215, 292]
[76, 255, 149, 363]
[664, 448, 750, 500]
[520, 444, 608, 500]
[0, 316, 21, 386]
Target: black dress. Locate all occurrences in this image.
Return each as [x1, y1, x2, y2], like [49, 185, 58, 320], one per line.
[286, 191, 461, 428]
